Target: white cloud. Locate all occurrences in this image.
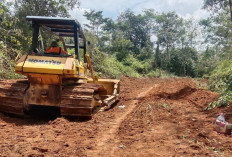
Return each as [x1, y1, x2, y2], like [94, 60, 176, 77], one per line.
[70, 0, 209, 25]
[184, 9, 209, 20]
[69, 8, 90, 26]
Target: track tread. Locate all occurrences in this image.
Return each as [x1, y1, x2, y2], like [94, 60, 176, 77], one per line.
[0, 79, 28, 115]
[60, 83, 105, 117]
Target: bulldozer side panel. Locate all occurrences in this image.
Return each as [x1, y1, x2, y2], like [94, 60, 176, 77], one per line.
[22, 55, 68, 74]
[15, 55, 87, 79]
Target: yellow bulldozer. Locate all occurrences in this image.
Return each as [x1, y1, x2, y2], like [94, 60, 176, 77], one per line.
[0, 16, 120, 117]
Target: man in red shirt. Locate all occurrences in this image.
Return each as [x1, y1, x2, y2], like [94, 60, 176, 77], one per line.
[46, 41, 68, 55]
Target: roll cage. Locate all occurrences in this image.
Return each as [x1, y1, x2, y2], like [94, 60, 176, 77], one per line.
[26, 16, 87, 62]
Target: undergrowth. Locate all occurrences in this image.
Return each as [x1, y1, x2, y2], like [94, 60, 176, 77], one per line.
[0, 46, 24, 79]
[91, 49, 140, 78]
[205, 60, 232, 110]
[91, 48, 174, 79]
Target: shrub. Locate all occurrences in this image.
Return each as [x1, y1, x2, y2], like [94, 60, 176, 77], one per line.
[91, 48, 140, 78]
[0, 47, 23, 79]
[206, 60, 232, 110]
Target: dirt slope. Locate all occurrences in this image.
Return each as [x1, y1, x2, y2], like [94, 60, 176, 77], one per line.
[0, 77, 231, 157]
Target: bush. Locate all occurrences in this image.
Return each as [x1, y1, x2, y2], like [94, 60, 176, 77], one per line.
[205, 92, 232, 110]
[91, 48, 140, 78]
[147, 69, 175, 78]
[0, 47, 23, 79]
[209, 60, 232, 93]
[206, 60, 232, 110]
[122, 54, 148, 73]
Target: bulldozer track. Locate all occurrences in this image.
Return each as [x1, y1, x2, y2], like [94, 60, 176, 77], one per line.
[0, 80, 108, 117]
[0, 79, 28, 116]
[61, 83, 106, 117]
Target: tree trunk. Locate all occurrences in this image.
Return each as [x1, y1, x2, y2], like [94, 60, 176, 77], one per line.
[166, 43, 170, 61]
[155, 41, 161, 67]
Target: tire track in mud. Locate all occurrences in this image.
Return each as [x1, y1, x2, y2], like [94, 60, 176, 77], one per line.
[88, 86, 155, 156]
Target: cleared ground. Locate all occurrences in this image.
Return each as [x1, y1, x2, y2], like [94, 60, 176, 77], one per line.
[0, 77, 231, 156]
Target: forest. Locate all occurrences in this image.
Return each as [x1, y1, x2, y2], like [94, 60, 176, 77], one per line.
[0, 0, 232, 109]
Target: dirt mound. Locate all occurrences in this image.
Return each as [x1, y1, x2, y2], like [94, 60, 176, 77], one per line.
[186, 89, 219, 109]
[149, 78, 195, 98]
[147, 78, 218, 108]
[48, 117, 69, 125]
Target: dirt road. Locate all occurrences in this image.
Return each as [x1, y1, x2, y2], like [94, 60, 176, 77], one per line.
[0, 77, 231, 156]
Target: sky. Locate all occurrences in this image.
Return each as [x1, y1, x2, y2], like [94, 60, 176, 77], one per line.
[70, 0, 209, 25]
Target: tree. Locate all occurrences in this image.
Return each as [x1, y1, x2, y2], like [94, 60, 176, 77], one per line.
[203, 0, 228, 13]
[15, 0, 79, 17]
[169, 47, 198, 77]
[180, 19, 200, 48]
[0, 1, 25, 49]
[200, 11, 232, 57]
[84, 10, 107, 37]
[0, 1, 26, 78]
[113, 38, 133, 61]
[116, 9, 154, 56]
[153, 12, 184, 61]
[83, 9, 114, 53]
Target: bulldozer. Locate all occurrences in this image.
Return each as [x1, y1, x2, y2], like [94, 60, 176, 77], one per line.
[0, 16, 120, 117]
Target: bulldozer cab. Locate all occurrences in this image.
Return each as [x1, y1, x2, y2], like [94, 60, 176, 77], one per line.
[26, 16, 86, 62]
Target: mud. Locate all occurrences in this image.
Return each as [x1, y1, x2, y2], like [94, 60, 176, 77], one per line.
[0, 77, 231, 156]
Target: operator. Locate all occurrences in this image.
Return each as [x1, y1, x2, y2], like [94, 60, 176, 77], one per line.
[46, 40, 68, 56]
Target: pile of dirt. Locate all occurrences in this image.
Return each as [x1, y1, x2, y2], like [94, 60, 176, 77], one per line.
[147, 78, 219, 109]
[186, 89, 219, 109]
[148, 78, 196, 99]
[48, 117, 69, 125]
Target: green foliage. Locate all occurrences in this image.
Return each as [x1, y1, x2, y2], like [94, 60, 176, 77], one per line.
[116, 9, 154, 55]
[159, 47, 198, 77]
[91, 48, 140, 78]
[205, 92, 231, 110]
[197, 48, 219, 78]
[209, 60, 232, 93]
[84, 10, 107, 36]
[147, 69, 174, 78]
[200, 1, 232, 110]
[154, 12, 184, 58]
[203, 0, 228, 12]
[121, 54, 154, 74]
[0, 2, 25, 79]
[113, 38, 133, 61]
[15, 0, 79, 18]
[206, 60, 232, 110]
[83, 9, 210, 78]
[0, 47, 23, 79]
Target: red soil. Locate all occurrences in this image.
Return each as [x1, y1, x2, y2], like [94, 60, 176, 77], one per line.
[0, 77, 231, 157]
